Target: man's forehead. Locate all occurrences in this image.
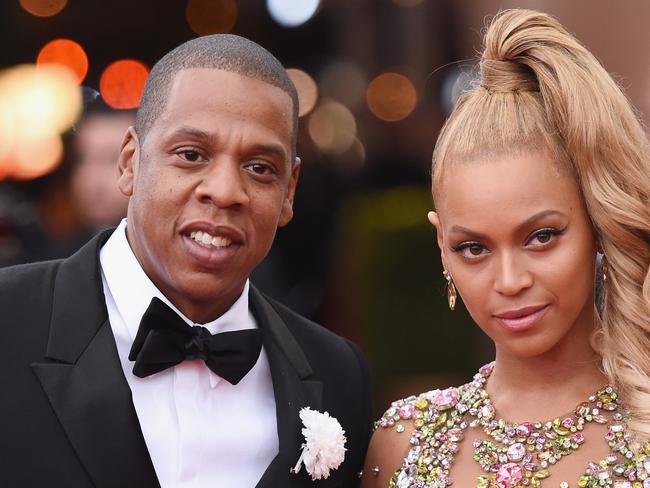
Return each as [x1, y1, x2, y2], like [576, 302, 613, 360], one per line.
[159, 69, 292, 123]
[168, 67, 291, 100]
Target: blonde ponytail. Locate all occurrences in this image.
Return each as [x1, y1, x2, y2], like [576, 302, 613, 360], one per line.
[433, 9, 650, 442]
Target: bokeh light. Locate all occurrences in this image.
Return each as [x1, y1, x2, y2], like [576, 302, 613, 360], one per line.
[441, 66, 476, 114]
[0, 64, 81, 141]
[266, 0, 320, 27]
[185, 0, 237, 35]
[366, 72, 417, 122]
[308, 99, 357, 155]
[0, 64, 79, 180]
[287, 68, 318, 117]
[19, 0, 67, 17]
[37, 39, 88, 85]
[100, 59, 149, 109]
[0, 99, 15, 163]
[319, 60, 367, 110]
[10, 135, 63, 180]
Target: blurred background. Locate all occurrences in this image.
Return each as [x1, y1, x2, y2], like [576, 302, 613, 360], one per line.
[1, 0, 649, 415]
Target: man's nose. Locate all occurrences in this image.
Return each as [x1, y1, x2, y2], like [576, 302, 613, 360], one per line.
[194, 159, 249, 209]
[493, 251, 534, 296]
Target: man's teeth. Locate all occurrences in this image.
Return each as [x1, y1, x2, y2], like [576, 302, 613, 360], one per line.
[189, 231, 233, 249]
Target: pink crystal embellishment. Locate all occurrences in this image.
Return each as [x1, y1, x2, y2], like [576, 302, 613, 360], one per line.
[496, 463, 523, 488]
[479, 363, 495, 376]
[561, 417, 574, 428]
[572, 432, 585, 444]
[515, 422, 533, 437]
[506, 442, 526, 462]
[431, 387, 458, 408]
[399, 404, 415, 419]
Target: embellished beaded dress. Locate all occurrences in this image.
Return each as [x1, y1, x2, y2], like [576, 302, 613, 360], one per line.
[377, 363, 650, 488]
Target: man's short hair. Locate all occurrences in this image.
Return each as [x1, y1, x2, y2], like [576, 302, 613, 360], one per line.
[135, 34, 299, 160]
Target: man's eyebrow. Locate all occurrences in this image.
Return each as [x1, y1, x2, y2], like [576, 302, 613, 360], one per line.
[449, 210, 568, 238]
[165, 128, 288, 161]
[250, 143, 288, 162]
[168, 126, 212, 140]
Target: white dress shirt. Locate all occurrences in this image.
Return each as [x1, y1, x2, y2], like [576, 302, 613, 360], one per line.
[99, 220, 278, 488]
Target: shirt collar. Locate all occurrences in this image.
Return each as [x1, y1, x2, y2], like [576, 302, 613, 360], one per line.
[99, 219, 253, 344]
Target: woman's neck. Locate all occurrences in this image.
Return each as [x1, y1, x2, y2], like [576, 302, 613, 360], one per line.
[486, 324, 607, 423]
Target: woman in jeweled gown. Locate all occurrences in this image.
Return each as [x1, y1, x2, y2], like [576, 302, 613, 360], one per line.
[361, 9, 650, 488]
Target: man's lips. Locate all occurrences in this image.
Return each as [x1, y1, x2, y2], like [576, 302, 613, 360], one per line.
[493, 304, 550, 331]
[178, 221, 245, 267]
[178, 221, 245, 245]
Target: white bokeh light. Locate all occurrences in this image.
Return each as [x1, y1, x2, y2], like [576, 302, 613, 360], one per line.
[266, 0, 320, 27]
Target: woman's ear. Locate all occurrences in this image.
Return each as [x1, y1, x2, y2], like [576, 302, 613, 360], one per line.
[428, 211, 448, 269]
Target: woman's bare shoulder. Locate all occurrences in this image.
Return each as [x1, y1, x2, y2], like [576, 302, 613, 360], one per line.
[361, 389, 456, 488]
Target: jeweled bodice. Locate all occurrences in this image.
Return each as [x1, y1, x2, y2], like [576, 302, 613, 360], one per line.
[376, 363, 650, 488]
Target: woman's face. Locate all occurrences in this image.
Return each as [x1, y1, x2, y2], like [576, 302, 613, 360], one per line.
[429, 153, 598, 359]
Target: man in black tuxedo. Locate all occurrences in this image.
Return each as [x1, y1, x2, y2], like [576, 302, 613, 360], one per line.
[0, 35, 371, 487]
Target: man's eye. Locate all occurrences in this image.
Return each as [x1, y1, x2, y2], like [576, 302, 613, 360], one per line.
[180, 150, 201, 162]
[246, 163, 274, 175]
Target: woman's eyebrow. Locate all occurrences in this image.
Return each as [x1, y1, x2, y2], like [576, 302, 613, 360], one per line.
[448, 210, 567, 238]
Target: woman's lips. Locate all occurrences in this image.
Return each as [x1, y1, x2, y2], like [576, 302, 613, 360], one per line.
[493, 304, 550, 332]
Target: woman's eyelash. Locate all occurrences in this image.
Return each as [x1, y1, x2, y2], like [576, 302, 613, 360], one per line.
[527, 227, 565, 243]
[448, 227, 566, 255]
[450, 242, 486, 257]
[451, 241, 480, 252]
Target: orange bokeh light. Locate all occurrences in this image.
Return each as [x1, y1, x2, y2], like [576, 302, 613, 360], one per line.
[10, 135, 64, 180]
[19, 0, 67, 17]
[37, 39, 88, 85]
[308, 99, 357, 155]
[0, 63, 78, 181]
[186, 0, 238, 35]
[0, 63, 82, 140]
[0, 99, 15, 163]
[287, 68, 318, 117]
[100, 59, 149, 110]
[366, 72, 417, 122]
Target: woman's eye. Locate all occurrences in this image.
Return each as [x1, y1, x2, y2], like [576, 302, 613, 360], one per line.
[527, 228, 563, 247]
[452, 242, 488, 259]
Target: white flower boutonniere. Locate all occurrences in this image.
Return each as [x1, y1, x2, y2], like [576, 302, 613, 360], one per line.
[291, 407, 347, 480]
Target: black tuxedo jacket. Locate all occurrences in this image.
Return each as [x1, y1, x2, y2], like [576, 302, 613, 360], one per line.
[0, 231, 372, 487]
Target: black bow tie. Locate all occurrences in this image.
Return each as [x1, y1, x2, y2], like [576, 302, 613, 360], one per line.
[128, 297, 263, 385]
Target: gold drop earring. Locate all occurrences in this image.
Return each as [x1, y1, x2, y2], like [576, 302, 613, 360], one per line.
[443, 270, 457, 311]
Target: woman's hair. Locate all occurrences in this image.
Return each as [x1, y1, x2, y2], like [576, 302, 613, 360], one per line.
[433, 9, 650, 442]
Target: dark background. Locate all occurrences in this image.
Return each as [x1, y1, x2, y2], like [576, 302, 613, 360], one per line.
[1, 0, 649, 414]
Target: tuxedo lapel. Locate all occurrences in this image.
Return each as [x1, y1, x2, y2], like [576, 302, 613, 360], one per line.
[31, 232, 159, 488]
[250, 287, 324, 488]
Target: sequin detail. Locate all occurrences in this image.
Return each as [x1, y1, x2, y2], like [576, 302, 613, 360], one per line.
[376, 363, 649, 488]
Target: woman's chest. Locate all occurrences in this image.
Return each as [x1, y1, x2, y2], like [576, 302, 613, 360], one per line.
[443, 422, 616, 488]
[392, 401, 644, 488]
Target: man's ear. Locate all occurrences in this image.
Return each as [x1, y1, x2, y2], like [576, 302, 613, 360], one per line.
[278, 157, 301, 227]
[427, 210, 448, 270]
[117, 126, 139, 197]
